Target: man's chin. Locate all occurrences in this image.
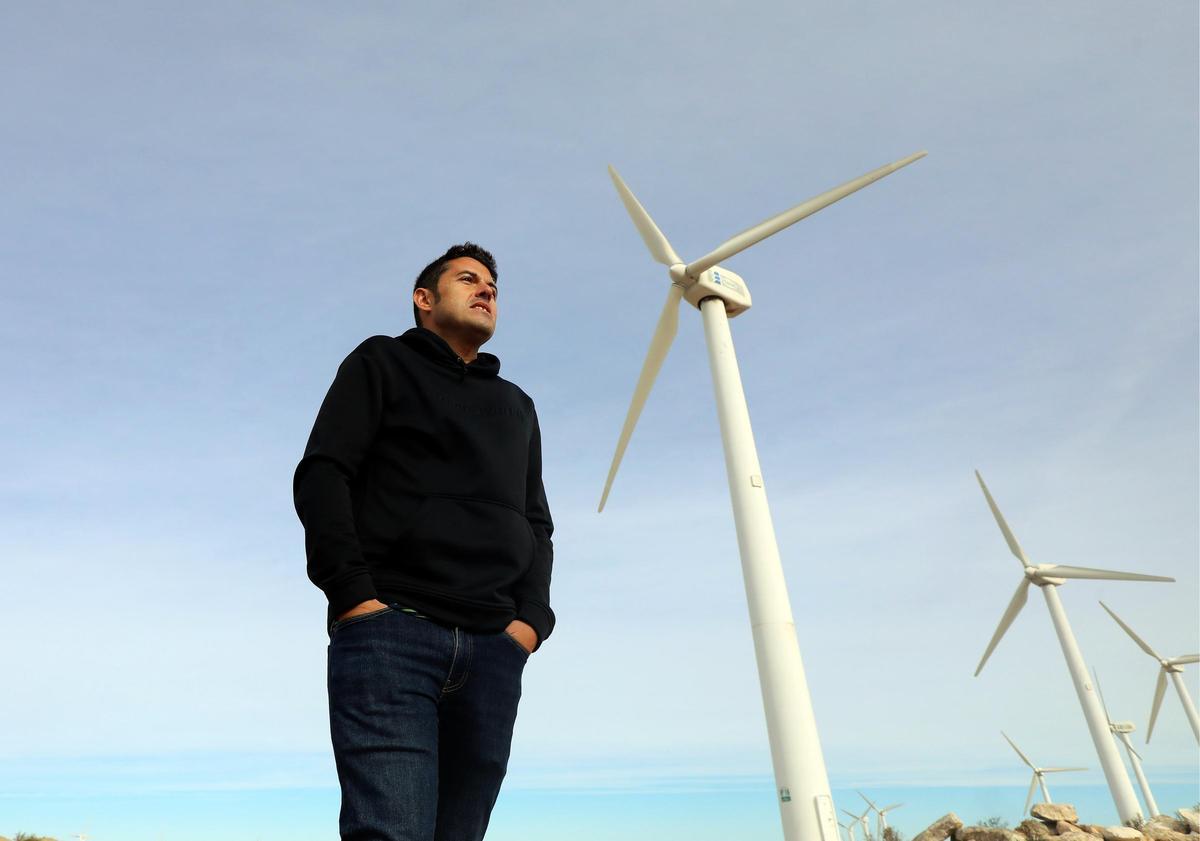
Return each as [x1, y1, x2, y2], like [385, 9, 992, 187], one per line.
[466, 320, 495, 345]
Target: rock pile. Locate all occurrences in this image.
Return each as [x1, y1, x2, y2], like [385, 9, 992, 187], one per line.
[913, 807, 1200, 841]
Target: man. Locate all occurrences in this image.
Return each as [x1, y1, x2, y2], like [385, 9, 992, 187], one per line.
[293, 242, 554, 841]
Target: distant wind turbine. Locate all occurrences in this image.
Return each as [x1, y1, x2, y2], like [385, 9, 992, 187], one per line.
[1099, 601, 1199, 744]
[598, 151, 925, 841]
[972, 470, 1174, 823]
[1094, 669, 1159, 817]
[1002, 731, 1087, 814]
[839, 818, 859, 841]
[857, 791, 881, 838]
[858, 791, 904, 838]
[842, 806, 873, 841]
[877, 802, 904, 836]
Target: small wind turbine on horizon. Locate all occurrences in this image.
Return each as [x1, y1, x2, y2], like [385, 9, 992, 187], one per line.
[1094, 669, 1159, 817]
[1099, 601, 1200, 744]
[843, 805, 874, 841]
[597, 150, 926, 841]
[972, 471, 1175, 823]
[1002, 731, 1087, 815]
[859, 791, 903, 838]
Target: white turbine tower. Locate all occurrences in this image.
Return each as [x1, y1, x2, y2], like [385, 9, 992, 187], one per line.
[1099, 601, 1200, 744]
[597, 151, 925, 841]
[1094, 669, 1159, 817]
[1002, 731, 1087, 815]
[972, 471, 1175, 823]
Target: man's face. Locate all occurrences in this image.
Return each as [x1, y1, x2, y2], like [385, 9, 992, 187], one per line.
[415, 256, 498, 346]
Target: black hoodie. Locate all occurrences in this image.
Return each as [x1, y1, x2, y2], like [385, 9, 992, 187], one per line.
[293, 328, 554, 646]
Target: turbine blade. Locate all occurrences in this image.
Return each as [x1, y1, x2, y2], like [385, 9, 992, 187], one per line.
[1099, 601, 1165, 660]
[1024, 775, 1038, 814]
[684, 151, 927, 277]
[882, 804, 903, 812]
[1044, 565, 1174, 583]
[1041, 767, 1088, 773]
[1146, 668, 1168, 743]
[1127, 742, 1143, 761]
[1002, 731, 1036, 769]
[608, 165, 682, 266]
[975, 471, 1029, 566]
[1168, 654, 1199, 666]
[857, 791, 879, 811]
[975, 579, 1031, 676]
[597, 284, 683, 512]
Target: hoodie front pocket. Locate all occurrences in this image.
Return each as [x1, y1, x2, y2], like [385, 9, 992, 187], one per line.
[396, 495, 535, 596]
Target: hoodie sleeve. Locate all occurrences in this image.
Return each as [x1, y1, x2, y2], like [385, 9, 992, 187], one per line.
[293, 345, 383, 618]
[513, 408, 555, 648]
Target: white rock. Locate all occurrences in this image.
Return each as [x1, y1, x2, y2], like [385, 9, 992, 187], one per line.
[915, 814, 965, 841]
[1032, 804, 1080, 823]
[1177, 810, 1199, 834]
[1099, 827, 1145, 841]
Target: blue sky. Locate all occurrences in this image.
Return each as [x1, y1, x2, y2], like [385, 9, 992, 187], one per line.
[2, 2, 1197, 839]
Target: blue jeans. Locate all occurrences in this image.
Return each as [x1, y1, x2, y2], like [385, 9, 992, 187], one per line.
[327, 605, 529, 841]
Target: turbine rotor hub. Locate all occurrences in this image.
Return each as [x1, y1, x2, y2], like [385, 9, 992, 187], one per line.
[1026, 565, 1064, 586]
[668, 263, 691, 287]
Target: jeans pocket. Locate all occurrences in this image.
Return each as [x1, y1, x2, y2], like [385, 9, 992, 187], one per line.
[330, 606, 395, 634]
[500, 630, 532, 658]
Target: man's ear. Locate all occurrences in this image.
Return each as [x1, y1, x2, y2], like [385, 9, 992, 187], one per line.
[413, 287, 434, 318]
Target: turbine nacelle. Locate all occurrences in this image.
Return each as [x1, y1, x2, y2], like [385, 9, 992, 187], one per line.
[682, 266, 752, 316]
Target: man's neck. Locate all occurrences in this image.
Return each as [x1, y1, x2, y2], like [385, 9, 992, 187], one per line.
[423, 325, 481, 363]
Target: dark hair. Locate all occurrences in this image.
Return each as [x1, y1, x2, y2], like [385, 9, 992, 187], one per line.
[412, 242, 498, 326]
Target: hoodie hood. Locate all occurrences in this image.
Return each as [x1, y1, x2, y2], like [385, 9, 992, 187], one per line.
[398, 327, 500, 378]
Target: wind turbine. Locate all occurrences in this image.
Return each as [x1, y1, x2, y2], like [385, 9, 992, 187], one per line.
[859, 791, 903, 838]
[857, 792, 881, 838]
[1001, 731, 1087, 815]
[972, 471, 1174, 823]
[597, 150, 926, 841]
[843, 806, 874, 841]
[877, 802, 904, 837]
[839, 818, 859, 841]
[1094, 669, 1159, 817]
[1099, 601, 1200, 744]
